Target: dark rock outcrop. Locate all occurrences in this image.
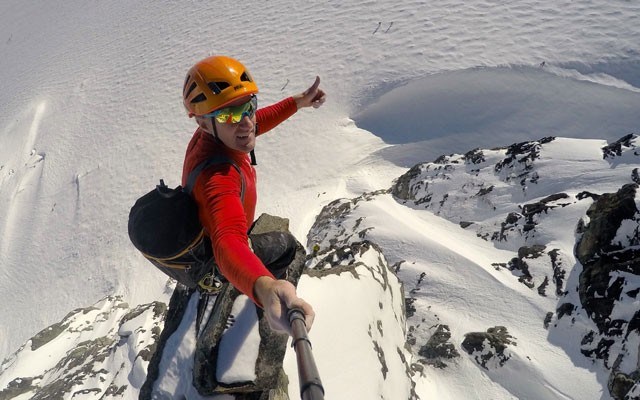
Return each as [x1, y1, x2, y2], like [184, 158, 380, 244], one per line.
[576, 183, 639, 332]
[602, 133, 637, 160]
[393, 164, 425, 201]
[572, 183, 640, 399]
[461, 326, 516, 370]
[140, 287, 191, 399]
[417, 325, 460, 368]
[494, 137, 554, 186]
[307, 189, 389, 251]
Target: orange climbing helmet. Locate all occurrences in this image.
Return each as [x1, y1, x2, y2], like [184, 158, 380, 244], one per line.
[183, 55, 259, 117]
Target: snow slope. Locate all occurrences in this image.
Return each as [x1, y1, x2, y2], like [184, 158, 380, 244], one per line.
[1, 0, 640, 398]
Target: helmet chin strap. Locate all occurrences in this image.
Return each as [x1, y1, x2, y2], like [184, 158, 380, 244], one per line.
[250, 122, 258, 165]
[211, 120, 221, 142]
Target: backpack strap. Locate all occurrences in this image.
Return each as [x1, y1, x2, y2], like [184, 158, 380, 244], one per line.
[184, 155, 245, 201]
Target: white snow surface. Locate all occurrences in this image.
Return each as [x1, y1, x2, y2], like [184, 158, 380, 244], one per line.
[1, 0, 640, 399]
[216, 296, 260, 384]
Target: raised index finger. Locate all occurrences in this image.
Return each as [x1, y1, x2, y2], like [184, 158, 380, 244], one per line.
[307, 76, 320, 93]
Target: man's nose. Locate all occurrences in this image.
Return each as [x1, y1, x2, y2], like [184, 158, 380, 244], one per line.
[238, 115, 254, 129]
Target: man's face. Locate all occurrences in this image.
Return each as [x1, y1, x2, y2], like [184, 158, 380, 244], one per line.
[195, 96, 257, 153]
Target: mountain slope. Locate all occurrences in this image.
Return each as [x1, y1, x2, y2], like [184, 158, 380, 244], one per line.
[1, 134, 639, 399]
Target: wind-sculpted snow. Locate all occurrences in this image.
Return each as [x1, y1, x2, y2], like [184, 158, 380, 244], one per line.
[3, 0, 640, 397]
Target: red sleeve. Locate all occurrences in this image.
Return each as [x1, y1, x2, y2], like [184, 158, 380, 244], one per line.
[256, 97, 298, 135]
[193, 165, 274, 304]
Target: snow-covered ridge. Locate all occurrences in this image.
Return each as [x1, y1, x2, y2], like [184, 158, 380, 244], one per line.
[0, 296, 164, 399]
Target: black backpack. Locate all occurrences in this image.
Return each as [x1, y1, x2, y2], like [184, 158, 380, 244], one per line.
[128, 156, 244, 291]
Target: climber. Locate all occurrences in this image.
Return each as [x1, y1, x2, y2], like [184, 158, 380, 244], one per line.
[182, 55, 325, 333]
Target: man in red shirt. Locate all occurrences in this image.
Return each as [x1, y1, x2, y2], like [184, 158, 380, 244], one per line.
[182, 55, 325, 333]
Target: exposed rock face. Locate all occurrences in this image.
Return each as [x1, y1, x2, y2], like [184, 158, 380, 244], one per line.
[307, 189, 389, 250]
[392, 164, 424, 201]
[602, 133, 638, 160]
[576, 183, 640, 331]
[389, 137, 585, 300]
[390, 134, 640, 399]
[610, 371, 640, 400]
[572, 183, 640, 399]
[493, 137, 555, 187]
[139, 284, 193, 399]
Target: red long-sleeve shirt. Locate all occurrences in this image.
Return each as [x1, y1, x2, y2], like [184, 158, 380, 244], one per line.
[182, 97, 298, 304]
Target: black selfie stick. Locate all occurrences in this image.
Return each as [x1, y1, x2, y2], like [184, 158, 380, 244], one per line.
[288, 308, 325, 400]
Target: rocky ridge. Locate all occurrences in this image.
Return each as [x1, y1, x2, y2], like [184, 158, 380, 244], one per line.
[308, 134, 640, 398]
[389, 134, 640, 399]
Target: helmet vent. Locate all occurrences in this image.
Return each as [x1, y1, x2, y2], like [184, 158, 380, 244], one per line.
[191, 93, 207, 104]
[208, 81, 230, 94]
[240, 72, 252, 82]
[183, 76, 190, 93]
[185, 81, 197, 98]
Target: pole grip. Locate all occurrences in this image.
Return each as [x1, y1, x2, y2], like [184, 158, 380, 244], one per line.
[288, 308, 324, 400]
